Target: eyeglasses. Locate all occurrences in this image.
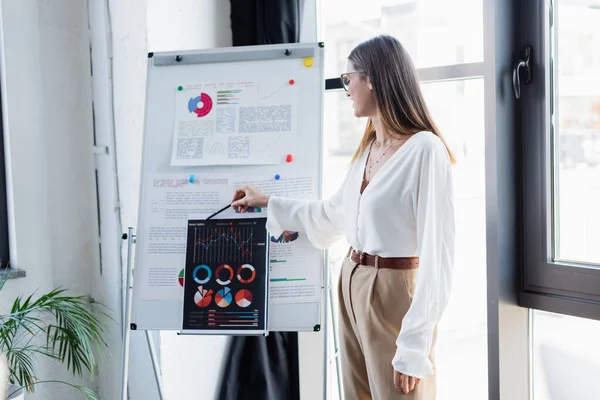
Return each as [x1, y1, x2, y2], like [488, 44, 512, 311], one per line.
[340, 72, 361, 91]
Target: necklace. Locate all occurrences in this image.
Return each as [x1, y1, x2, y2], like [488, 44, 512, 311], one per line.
[366, 140, 395, 182]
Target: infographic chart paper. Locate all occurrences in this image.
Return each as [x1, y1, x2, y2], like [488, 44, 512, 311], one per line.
[171, 80, 298, 166]
[181, 217, 269, 334]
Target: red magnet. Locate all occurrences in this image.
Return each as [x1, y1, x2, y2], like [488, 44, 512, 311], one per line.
[289, 79, 295, 85]
[285, 154, 293, 163]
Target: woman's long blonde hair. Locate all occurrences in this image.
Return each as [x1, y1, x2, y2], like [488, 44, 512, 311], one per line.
[348, 35, 456, 164]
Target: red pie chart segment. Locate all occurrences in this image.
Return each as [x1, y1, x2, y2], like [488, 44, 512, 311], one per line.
[235, 289, 253, 308]
[197, 93, 213, 117]
[194, 286, 213, 308]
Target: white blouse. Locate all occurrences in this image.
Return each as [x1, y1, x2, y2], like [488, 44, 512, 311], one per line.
[266, 130, 455, 378]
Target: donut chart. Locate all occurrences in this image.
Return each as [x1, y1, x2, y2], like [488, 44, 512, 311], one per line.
[215, 287, 233, 308]
[237, 264, 256, 284]
[193, 265, 211, 285]
[188, 93, 213, 117]
[235, 289, 253, 308]
[215, 264, 234, 285]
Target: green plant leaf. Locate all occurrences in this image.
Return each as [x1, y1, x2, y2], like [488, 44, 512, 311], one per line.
[1, 286, 111, 393]
[75, 385, 101, 400]
[6, 380, 100, 400]
[6, 344, 36, 391]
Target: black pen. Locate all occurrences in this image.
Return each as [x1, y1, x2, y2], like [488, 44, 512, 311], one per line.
[205, 203, 232, 220]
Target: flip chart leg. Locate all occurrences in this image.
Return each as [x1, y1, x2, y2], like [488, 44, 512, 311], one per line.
[146, 330, 165, 400]
[120, 227, 135, 400]
[328, 260, 343, 399]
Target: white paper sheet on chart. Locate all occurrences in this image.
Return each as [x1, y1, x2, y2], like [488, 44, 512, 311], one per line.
[233, 174, 322, 304]
[171, 79, 298, 166]
[137, 174, 233, 300]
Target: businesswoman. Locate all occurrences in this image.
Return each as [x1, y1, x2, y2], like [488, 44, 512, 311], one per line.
[232, 35, 455, 400]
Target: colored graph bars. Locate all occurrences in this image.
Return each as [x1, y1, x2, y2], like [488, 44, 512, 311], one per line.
[207, 310, 259, 327]
[194, 224, 254, 264]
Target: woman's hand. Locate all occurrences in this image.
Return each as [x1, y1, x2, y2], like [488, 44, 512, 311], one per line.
[231, 185, 270, 213]
[393, 370, 421, 394]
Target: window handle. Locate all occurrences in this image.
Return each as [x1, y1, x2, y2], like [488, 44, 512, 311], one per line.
[513, 45, 533, 99]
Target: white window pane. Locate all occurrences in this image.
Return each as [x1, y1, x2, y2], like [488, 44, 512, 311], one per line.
[421, 79, 487, 400]
[533, 310, 600, 400]
[554, 1, 600, 264]
[321, 0, 483, 73]
[323, 78, 487, 399]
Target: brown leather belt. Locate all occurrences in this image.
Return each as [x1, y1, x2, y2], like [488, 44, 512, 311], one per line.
[348, 247, 419, 269]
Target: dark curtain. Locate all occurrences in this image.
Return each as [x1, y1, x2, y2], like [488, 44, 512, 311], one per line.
[230, 0, 301, 46]
[217, 332, 301, 400]
[218, 1, 302, 399]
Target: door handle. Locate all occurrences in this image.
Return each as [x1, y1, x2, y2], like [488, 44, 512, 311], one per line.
[513, 45, 533, 99]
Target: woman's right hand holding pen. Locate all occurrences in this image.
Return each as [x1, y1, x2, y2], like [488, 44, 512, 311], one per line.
[232, 185, 270, 213]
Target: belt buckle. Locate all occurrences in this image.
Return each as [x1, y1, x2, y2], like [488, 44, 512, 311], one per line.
[358, 251, 366, 264]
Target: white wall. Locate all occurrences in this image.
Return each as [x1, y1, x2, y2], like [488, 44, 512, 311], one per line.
[147, 0, 232, 52]
[0, 0, 99, 399]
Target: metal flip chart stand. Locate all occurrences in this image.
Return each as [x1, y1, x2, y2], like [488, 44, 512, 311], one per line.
[120, 227, 166, 400]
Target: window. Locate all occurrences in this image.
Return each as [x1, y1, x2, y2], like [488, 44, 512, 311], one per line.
[421, 78, 487, 400]
[553, 3, 600, 265]
[533, 310, 600, 400]
[519, 0, 600, 316]
[322, 0, 483, 73]
[320, 1, 487, 398]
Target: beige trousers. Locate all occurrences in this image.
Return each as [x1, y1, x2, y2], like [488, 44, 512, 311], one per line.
[338, 254, 437, 400]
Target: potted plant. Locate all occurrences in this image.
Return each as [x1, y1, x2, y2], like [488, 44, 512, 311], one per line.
[0, 272, 109, 399]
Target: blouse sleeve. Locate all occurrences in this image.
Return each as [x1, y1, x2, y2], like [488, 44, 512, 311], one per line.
[391, 142, 456, 378]
[266, 171, 350, 249]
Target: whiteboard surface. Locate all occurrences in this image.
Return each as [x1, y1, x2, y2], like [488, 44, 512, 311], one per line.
[131, 43, 325, 332]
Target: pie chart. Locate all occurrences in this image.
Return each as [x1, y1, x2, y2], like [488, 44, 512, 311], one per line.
[188, 93, 213, 118]
[178, 269, 184, 287]
[235, 289, 253, 308]
[194, 286, 213, 308]
[215, 287, 233, 308]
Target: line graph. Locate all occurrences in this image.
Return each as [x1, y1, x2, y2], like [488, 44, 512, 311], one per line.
[193, 223, 254, 264]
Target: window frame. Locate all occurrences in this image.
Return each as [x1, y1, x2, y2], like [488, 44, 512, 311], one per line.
[0, 78, 9, 270]
[518, 0, 600, 320]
